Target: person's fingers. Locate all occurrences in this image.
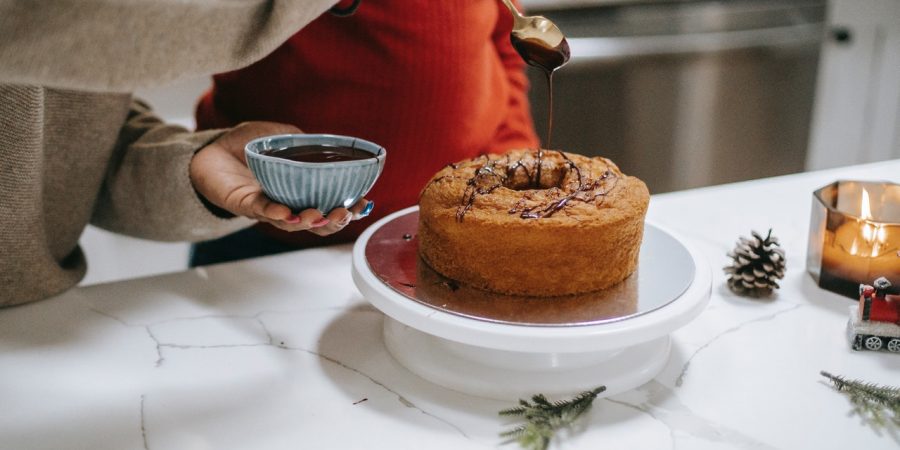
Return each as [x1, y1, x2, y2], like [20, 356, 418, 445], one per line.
[256, 207, 326, 232]
[296, 208, 327, 228]
[191, 121, 307, 224]
[225, 187, 285, 221]
[230, 192, 297, 231]
[350, 199, 374, 220]
[308, 208, 353, 236]
[326, 208, 353, 228]
[259, 199, 294, 222]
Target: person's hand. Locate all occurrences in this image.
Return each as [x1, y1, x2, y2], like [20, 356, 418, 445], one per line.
[189, 121, 372, 235]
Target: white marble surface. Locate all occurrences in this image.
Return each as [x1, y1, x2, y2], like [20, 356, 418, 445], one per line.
[2, 161, 899, 450]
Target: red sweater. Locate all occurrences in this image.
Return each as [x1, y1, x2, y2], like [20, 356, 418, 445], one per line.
[196, 0, 539, 246]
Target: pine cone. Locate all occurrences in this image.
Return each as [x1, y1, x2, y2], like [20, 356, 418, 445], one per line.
[724, 230, 786, 296]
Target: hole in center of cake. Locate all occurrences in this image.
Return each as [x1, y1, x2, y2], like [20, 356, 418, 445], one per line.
[503, 161, 570, 191]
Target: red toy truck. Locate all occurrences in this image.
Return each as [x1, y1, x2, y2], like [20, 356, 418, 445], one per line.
[848, 277, 900, 352]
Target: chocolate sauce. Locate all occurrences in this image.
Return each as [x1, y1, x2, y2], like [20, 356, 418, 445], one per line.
[510, 35, 570, 183]
[452, 152, 619, 222]
[442, 35, 605, 222]
[507, 168, 619, 219]
[455, 163, 505, 221]
[261, 145, 374, 163]
[510, 36, 570, 75]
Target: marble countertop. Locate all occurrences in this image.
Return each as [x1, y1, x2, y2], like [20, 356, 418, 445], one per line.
[2, 161, 899, 450]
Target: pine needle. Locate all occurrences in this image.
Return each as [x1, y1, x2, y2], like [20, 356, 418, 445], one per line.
[499, 386, 606, 450]
[821, 371, 900, 427]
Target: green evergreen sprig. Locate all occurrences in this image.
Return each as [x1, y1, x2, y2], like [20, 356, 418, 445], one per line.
[499, 386, 606, 450]
[821, 371, 900, 427]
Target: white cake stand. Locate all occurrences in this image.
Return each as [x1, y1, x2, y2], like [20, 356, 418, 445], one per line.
[352, 206, 711, 400]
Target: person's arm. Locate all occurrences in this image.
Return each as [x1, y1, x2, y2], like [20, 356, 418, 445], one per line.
[90, 98, 251, 241]
[91, 99, 363, 241]
[0, 0, 335, 92]
[489, 0, 540, 148]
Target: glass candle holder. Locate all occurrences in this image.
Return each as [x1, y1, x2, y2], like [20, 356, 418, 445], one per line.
[807, 180, 900, 299]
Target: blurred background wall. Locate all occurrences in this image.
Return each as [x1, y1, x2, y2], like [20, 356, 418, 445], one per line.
[527, 0, 824, 193]
[79, 0, 900, 286]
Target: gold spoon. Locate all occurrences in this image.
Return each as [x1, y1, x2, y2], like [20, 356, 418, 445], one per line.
[500, 0, 571, 73]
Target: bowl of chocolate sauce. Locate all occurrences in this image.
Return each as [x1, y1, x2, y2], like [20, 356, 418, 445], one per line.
[245, 134, 386, 212]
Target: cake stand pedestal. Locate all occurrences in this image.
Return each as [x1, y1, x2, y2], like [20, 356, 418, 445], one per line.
[352, 207, 711, 400]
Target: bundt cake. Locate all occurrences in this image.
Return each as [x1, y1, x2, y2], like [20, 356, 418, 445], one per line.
[417, 149, 649, 296]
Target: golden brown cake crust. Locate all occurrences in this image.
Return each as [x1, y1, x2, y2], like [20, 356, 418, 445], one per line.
[417, 149, 650, 296]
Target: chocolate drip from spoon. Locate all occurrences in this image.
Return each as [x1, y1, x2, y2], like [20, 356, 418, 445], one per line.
[499, 0, 571, 186]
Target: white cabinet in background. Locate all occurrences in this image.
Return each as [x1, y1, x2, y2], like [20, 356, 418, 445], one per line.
[807, 0, 900, 169]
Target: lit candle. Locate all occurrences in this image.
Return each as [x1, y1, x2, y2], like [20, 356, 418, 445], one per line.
[809, 181, 900, 299]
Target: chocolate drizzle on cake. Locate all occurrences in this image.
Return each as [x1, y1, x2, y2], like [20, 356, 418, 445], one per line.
[451, 150, 620, 222]
[505, 153, 534, 180]
[509, 169, 618, 219]
[456, 164, 505, 221]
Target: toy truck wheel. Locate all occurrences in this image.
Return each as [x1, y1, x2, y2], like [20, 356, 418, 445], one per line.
[887, 338, 900, 353]
[864, 336, 883, 351]
[852, 335, 864, 351]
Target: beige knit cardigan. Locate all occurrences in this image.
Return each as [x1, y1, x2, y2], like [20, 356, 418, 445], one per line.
[0, 0, 336, 306]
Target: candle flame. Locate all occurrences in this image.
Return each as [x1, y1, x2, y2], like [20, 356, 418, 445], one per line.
[862, 222, 874, 242]
[862, 223, 878, 257]
[861, 188, 872, 220]
[857, 188, 887, 257]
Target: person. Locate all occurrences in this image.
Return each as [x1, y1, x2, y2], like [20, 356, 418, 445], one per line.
[0, 1, 373, 307]
[190, 0, 540, 265]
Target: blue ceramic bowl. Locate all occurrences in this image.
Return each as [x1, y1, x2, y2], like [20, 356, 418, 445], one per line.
[245, 134, 386, 212]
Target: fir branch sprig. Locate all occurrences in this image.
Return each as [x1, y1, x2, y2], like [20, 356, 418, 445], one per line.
[499, 386, 606, 450]
[821, 371, 900, 427]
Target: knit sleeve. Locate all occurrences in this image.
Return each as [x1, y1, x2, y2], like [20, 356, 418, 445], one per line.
[0, 0, 334, 92]
[489, 0, 540, 149]
[90, 98, 254, 242]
